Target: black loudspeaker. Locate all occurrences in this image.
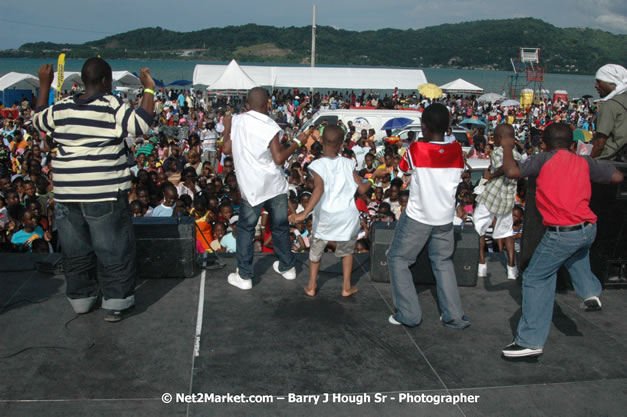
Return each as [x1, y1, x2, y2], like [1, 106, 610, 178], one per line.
[370, 221, 479, 287]
[133, 217, 198, 278]
[589, 162, 627, 286]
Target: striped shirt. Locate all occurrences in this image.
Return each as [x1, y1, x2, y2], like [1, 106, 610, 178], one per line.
[33, 94, 153, 202]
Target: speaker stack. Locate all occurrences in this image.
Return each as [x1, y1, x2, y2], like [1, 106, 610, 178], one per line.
[133, 217, 199, 278]
[370, 221, 479, 287]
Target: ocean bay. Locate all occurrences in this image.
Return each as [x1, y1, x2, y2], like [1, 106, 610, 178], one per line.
[0, 57, 597, 99]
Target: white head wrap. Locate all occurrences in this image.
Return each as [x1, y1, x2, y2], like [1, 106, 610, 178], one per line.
[595, 64, 627, 102]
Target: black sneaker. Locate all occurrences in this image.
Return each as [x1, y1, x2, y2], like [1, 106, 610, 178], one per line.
[502, 342, 543, 358]
[104, 306, 135, 323]
[582, 296, 602, 312]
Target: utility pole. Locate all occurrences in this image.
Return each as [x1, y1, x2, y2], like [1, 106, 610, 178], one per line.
[311, 4, 316, 68]
[310, 4, 316, 95]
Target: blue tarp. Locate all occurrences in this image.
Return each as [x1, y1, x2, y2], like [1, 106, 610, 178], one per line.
[166, 80, 192, 87]
[0, 89, 33, 107]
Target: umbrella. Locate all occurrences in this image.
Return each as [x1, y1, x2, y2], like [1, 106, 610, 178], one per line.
[418, 83, 443, 99]
[500, 99, 520, 107]
[573, 128, 593, 143]
[460, 118, 487, 127]
[381, 117, 414, 130]
[477, 93, 506, 103]
[582, 94, 593, 99]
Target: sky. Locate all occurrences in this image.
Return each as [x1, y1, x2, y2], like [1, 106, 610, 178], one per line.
[1, 0, 626, 50]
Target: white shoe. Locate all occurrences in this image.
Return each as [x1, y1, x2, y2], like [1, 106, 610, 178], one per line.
[273, 261, 296, 280]
[388, 315, 401, 325]
[582, 296, 602, 311]
[507, 265, 518, 280]
[227, 269, 252, 290]
[478, 263, 487, 277]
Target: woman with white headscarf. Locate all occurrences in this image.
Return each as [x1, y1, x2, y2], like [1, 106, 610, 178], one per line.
[590, 64, 627, 160]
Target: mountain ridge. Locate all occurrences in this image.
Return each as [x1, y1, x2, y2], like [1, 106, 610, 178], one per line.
[4, 18, 626, 75]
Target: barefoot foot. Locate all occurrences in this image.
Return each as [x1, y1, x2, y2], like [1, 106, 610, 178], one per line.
[304, 285, 316, 297]
[341, 286, 359, 297]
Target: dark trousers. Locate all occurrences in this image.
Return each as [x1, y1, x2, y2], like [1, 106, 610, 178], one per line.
[55, 191, 136, 312]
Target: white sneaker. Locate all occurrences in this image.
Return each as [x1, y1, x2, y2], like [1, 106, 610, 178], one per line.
[273, 261, 296, 280]
[582, 296, 602, 312]
[227, 269, 252, 290]
[388, 315, 401, 325]
[478, 263, 487, 277]
[507, 265, 518, 280]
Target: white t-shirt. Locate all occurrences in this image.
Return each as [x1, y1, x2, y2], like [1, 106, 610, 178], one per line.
[351, 144, 369, 170]
[200, 128, 218, 152]
[231, 111, 287, 207]
[400, 141, 464, 226]
[308, 156, 359, 241]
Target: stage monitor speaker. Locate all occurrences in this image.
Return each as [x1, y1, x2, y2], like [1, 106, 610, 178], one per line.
[133, 217, 198, 278]
[370, 221, 478, 287]
[589, 161, 627, 286]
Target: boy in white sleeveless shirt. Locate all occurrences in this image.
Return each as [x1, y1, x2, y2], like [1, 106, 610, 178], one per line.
[290, 126, 370, 297]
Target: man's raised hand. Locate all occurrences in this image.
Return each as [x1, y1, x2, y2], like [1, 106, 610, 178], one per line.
[139, 68, 156, 91]
[37, 64, 54, 87]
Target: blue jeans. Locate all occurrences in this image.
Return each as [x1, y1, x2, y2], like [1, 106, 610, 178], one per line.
[515, 223, 601, 349]
[387, 212, 470, 328]
[236, 194, 295, 279]
[55, 191, 136, 312]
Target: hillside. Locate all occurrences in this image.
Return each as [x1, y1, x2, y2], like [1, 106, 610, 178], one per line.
[5, 18, 626, 74]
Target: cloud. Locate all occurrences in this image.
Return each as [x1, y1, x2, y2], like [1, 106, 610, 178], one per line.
[596, 14, 627, 32]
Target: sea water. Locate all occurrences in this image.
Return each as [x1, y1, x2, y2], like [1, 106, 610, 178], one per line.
[0, 57, 598, 99]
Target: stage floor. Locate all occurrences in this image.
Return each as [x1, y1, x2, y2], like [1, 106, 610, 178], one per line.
[0, 253, 625, 416]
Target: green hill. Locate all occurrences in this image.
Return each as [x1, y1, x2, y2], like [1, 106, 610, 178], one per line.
[5, 18, 626, 74]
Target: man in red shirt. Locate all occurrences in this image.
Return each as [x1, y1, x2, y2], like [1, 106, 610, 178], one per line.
[499, 123, 624, 358]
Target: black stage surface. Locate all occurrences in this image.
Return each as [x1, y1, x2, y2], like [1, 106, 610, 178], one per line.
[1, 252, 625, 416]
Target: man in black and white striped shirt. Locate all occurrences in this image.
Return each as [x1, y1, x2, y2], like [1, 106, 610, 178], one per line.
[34, 57, 155, 322]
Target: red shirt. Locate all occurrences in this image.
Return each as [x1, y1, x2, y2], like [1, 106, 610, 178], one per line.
[519, 150, 615, 226]
[355, 198, 368, 213]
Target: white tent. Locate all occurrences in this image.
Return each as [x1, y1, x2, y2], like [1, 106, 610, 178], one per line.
[112, 71, 141, 87]
[207, 59, 258, 91]
[0, 72, 40, 91]
[52, 71, 83, 90]
[49, 71, 141, 90]
[193, 63, 427, 90]
[439, 78, 484, 94]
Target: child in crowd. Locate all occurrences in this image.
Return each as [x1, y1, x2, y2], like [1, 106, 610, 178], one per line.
[130, 200, 147, 217]
[192, 196, 214, 252]
[290, 125, 370, 297]
[221, 215, 237, 253]
[10, 209, 50, 252]
[210, 221, 227, 253]
[152, 183, 177, 217]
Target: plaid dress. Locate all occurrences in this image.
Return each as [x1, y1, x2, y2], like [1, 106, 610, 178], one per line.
[477, 146, 521, 214]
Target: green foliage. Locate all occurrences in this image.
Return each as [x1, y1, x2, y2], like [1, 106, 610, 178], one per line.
[8, 18, 626, 74]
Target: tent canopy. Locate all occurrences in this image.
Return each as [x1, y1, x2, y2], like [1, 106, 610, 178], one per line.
[439, 78, 484, 94]
[207, 60, 258, 91]
[50, 71, 141, 90]
[52, 71, 83, 90]
[193, 62, 428, 90]
[112, 71, 141, 87]
[0, 72, 40, 91]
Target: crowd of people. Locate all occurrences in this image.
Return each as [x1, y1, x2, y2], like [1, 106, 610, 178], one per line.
[0, 71, 610, 258]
